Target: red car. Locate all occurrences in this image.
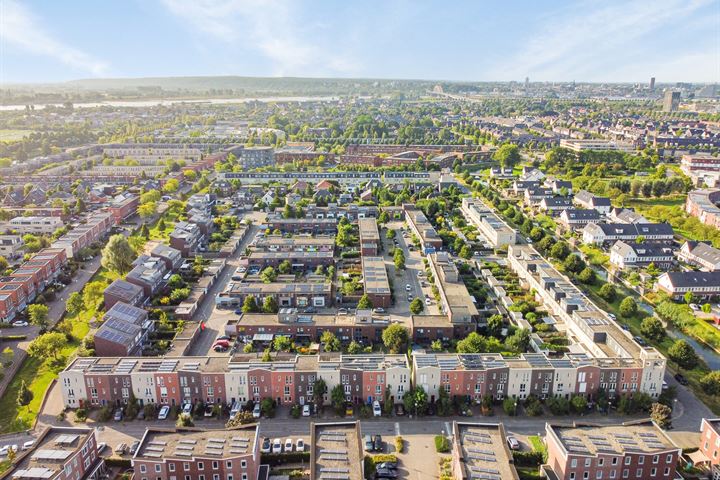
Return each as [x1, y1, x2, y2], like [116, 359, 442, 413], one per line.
[213, 339, 230, 348]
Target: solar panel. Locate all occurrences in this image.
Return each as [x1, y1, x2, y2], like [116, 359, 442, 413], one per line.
[146, 446, 165, 452]
[179, 440, 197, 445]
[470, 467, 500, 475]
[468, 454, 496, 462]
[468, 448, 494, 455]
[144, 452, 163, 458]
[229, 449, 248, 454]
[320, 454, 349, 461]
[321, 468, 350, 474]
[320, 449, 347, 454]
[174, 451, 193, 457]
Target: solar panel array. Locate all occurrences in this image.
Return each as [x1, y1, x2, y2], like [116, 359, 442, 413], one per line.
[32, 449, 72, 461]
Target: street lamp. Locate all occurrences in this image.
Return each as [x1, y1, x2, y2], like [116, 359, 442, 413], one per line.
[514, 400, 518, 416]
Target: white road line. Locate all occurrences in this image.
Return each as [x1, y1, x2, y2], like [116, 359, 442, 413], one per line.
[395, 422, 400, 436]
[444, 422, 451, 436]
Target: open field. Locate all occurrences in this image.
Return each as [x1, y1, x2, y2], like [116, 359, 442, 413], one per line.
[0, 129, 34, 142]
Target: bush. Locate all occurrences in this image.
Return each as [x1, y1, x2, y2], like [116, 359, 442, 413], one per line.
[546, 396, 569, 415]
[435, 435, 450, 453]
[260, 452, 311, 466]
[668, 339, 699, 370]
[75, 408, 87, 421]
[700, 371, 720, 395]
[395, 436, 404, 453]
[503, 397, 518, 416]
[290, 404, 301, 419]
[512, 451, 544, 467]
[619, 297, 638, 318]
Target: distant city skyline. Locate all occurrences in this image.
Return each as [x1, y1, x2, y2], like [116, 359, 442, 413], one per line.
[0, 0, 718, 84]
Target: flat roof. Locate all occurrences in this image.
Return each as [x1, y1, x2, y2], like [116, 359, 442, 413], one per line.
[547, 421, 678, 456]
[311, 422, 363, 480]
[455, 422, 519, 480]
[5, 427, 95, 480]
[247, 251, 334, 260]
[136, 426, 258, 461]
[358, 217, 380, 243]
[361, 256, 390, 295]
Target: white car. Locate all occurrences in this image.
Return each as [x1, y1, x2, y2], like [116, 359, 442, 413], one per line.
[296, 439, 305, 451]
[230, 402, 241, 418]
[272, 438, 282, 454]
[425, 298, 432, 306]
[506, 436, 520, 450]
[21, 440, 35, 451]
[690, 303, 700, 311]
[12, 321, 28, 327]
[405, 284, 411, 291]
[302, 404, 311, 417]
[284, 438, 293, 453]
[158, 406, 170, 420]
[373, 400, 382, 417]
[253, 403, 261, 418]
[182, 403, 193, 415]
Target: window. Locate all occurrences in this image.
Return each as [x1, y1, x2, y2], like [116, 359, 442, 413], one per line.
[653, 455, 659, 464]
[213, 475, 220, 480]
[650, 468, 656, 476]
[622, 469, 628, 479]
[169, 464, 175, 472]
[663, 467, 670, 476]
[598, 458, 604, 467]
[200, 476, 205, 480]
[583, 472, 589, 480]
[635, 469, 642, 478]
[185, 476, 191, 480]
[570, 474, 575, 480]
[228, 476, 233, 480]
[625, 457, 631, 465]
[184, 464, 190, 471]
[140, 466, 147, 474]
[571, 459, 577, 468]
[226, 461, 232, 468]
[612, 457, 618, 465]
[638, 457, 644, 465]
[198, 463, 204, 470]
[585, 458, 591, 467]
[240, 460, 247, 468]
[609, 470, 616, 479]
[155, 465, 162, 473]
[596, 472, 603, 479]
[666, 454, 672, 463]
[241, 475, 248, 480]
[212, 462, 219, 470]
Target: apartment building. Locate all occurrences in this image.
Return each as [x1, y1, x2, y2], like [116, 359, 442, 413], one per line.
[126, 255, 170, 297]
[686, 189, 720, 229]
[170, 221, 204, 256]
[216, 281, 333, 309]
[107, 194, 139, 223]
[507, 245, 665, 398]
[656, 271, 720, 300]
[403, 204, 443, 254]
[264, 218, 338, 235]
[451, 422, 519, 480]
[252, 236, 335, 253]
[358, 218, 380, 256]
[427, 252, 479, 327]
[699, 418, 720, 476]
[678, 241, 720, 271]
[544, 421, 680, 480]
[680, 154, 720, 175]
[559, 139, 635, 153]
[460, 198, 516, 248]
[607, 208, 648, 224]
[0, 234, 23, 259]
[150, 244, 184, 272]
[132, 426, 260, 480]
[0, 427, 105, 480]
[361, 256, 391, 308]
[558, 209, 601, 232]
[104, 279, 146, 310]
[52, 211, 116, 258]
[582, 223, 674, 246]
[609, 241, 675, 270]
[4, 215, 63, 234]
[240, 251, 334, 270]
[538, 197, 574, 213]
[311, 422, 363, 480]
[574, 190, 612, 215]
[94, 302, 153, 357]
[59, 354, 411, 408]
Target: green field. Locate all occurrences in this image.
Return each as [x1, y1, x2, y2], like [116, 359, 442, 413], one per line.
[0, 129, 34, 142]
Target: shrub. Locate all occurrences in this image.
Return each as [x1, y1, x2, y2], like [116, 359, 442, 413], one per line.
[503, 397, 518, 416]
[435, 435, 450, 453]
[75, 408, 87, 421]
[260, 452, 311, 466]
[290, 404, 301, 419]
[395, 436, 404, 453]
[512, 451, 544, 467]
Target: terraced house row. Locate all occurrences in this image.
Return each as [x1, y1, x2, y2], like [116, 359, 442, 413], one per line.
[59, 354, 412, 409]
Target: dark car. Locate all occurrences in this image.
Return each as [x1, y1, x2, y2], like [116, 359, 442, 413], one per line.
[234, 309, 243, 315]
[376, 462, 398, 470]
[394, 404, 405, 416]
[373, 435, 383, 452]
[426, 402, 436, 416]
[304, 307, 317, 314]
[375, 468, 398, 479]
[129, 441, 140, 455]
[633, 336, 647, 346]
[674, 373, 689, 386]
[217, 335, 231, 341]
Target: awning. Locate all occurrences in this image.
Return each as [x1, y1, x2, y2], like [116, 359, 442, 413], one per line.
[688, 450, 711, 465]
[252, 333, 274, 342]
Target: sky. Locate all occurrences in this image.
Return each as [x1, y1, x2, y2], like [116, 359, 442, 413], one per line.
[0, 0, 718, 84]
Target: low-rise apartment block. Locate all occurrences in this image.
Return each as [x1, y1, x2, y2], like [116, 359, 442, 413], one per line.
[107, 193, 139, 223]
[104, 279, 146, 310]
[133, 426, 260, 480]
[311, 422, 363, 480]
[126, 255, 169, 297]
[681, 153, 720, 175]
[217, 280, 333, 309]
[582, 223, 674, 246]
[460, 198, 516, 248]
[451, 422, 519, 480]
[544, 421, 680, 480]
[240, 251, 334, 270]
[150, 244, 183, 272]
[170, 221, 204, 256]
[678, 241, 720, 271]
[52, 211, 116, 258]
[404, 204, 443, 254]
[3, 215, 63, 234]
[94, 302, 153, 357]
[699, 418, 720, 473]
[361, 256, 391, 308]
[0, 234, 23, 259]
[252, 236, 335, 253]
[656, 271, 720, 300]
[358, 217, 380, 256]
[686, 189, 720, 229]
[558, 209, 601, 231]
[428, 252, 479, 327]
[609, 241, 675, 270]
[574, 190, 612, 215]
[264, 218, 338, 235]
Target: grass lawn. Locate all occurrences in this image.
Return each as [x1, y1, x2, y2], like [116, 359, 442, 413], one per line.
[625, 195, 685, 212]
[528, 435, 545, 455]
[517, 467, 543, 480]
[579, 244, 609, 267]
[0, 129, 34, 142]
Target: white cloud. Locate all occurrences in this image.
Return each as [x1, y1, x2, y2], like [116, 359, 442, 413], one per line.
[161, 0, 359, 76]
[488, 0, 718, 82]
[0, 0, 109, 77]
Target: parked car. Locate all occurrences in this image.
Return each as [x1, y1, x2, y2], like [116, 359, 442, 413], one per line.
[633, 336, 647, 346]
[217, 335, 231, 342]
[213, 345, 228, 352]
[213, 339, 230, 348]
[272, 438, 282, 454]
[136, 408, 145, 420]
[417, 271, 424, 277]
[375, 467, 398, 479]
[284, 438, 293, 453]
[302, 404, 311, 417]
[21, 440, 35, 451]
[377, 462, 397, 470]
[425, 298, 432, 305]
[674, 373, 689, 386]
[234, 309, 243, 315]
[296, 439, 305, 451]
[373, 400, 382, 417]
[183, 403, 193, 415]
[345, 403, 354, 417]
[394, 404, 405, 416]
[405, 284, 411, 291]
[230, 402, 241, 418]
[373, 307, 385, 314]
[608, 313, 617, 320]
[158, 406, 170, 420]
[129, 441, 140, 455]
[260, 438, 271, 453]
[113, 409, 123, 421]
[115, 443, 127, 455]
[12, 321, 28, 327]
[253, 403, 261, 418]
[304, 307, 317, 314]
[506, 436, 520, 450]
[690, 303, 700, 311]
[364, 435, 374, 452]
[373, 435, 383, 452]
[96, 442, 106, 454]
[204, 405, 214, 417]
[338, 308, 348, 315]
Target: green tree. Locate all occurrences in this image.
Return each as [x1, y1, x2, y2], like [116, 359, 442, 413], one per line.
[101, 234, 136, 275]
[430, 339, 443, 352]
[599, 284, 617, 302]
[503, 397, 518, 416]
[550, 242, 570, 260]
[321, 331, 340, 352]
[409, 298, 424, 314]
[27, 332, 66, 361]
[331, 384, 346, 414]
[260, 267, 277, 283]
[570, 395, 588, 414]
[382, 324, 409, 353]
[529, 227, 545, 242]
[157, 218, 166, 231]
[357, 294, 373, 309]
[16, 380, 33, 408]
[578, 267, 596, 284]
[506, 329, 530, 352]
[668, 339, 699, 370]
[378, 211, 389, 223]
[619, 297, 638, 318]
[273, 335, 293, 352]
[82, 281, 105, 310]
[347, 340, 362, 354]
[700, 371, 720, 395]
[261, 348, 272, 362]
[28, 304, 49, 329]
[262, 296, 278, 313]
[313, 378, 328, 409]
[702, 303, 713, 313]
[278, 260, 292, 274]
[563, 254, 585, 273]
[684, 292, 695, 305]
[459, 245, 472, 259]
[403, 386, 428, 416]
[486, 314, 503, 338]
[650, 402, 672, 429]
[640, 317, 665, 341]
[66, 292, 84, 317]
[241, 295, 259, 313]
[457, 332, 487, 353]
[492, 144, 521, 169]
[139, 223, 150, 239]
[393, 248, 405, 270]
[168, 274, 185, 289]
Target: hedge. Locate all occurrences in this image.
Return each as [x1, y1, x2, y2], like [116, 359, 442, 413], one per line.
[512, 450, 544, 467]
[435, 435, 450, 453]
[105, 458, 132, 468]
[0, 335, 27, 341]
[260, 452, 310, 466]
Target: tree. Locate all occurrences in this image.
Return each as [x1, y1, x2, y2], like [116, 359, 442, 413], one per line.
[241, 295, 259, 313]
[382, 324, 409, 353]
[486, 314, 503, 338]
[503, 397, 518, 416]
[157, 218, 166, 231]
[650, 402, 672, 429]
[570, 395, 588, 414]
[492, 144, 521, 169]
[578, 267, 596, 285]
[403, 386, 428, 416]
[430, 339, 443, 352]
[138, 201, 157, 219]
[378, 211, 389, 223]
[82, 281, 105, 310]
[563, 254, 585, 274]
[28, 304, 49, 329]
[139, 223, 150, 239]
[262, 296, 278, 313]
[273, 335, 293, 352]
[700, 371, 720, 395]
[163, 179, 179, 193]
[393, 248, 405, 270]
[357, 294, 373, 309]
[27, 332, 66, 361]
[347, 340, 362, 354]
[176, 413, 194, 427]
[168, 274, 185, 289]
[640, 317, 665, 341]
[529, 227, 545, 242]
[66, 292, 84, 317]
[16, 380, 33, 408]
[0, 256, 7, 271]
[261, 348, 272, 362]
[331, 384, 346, 414]
[260, 267, 277, 283]
[702, 303, 713, 313]
[684, 291, 695, 305]
[321, 331, 340, 352]
[619, 297, 638, 318]
[459, 245, 471, 259]
[668, 339, 699, 370]
[457, 332, 487, 353]
[550, 242, 570, 260]
[313, 378, 327, 409]
[599, 284, 617, 302]
[409, 298, 424, 314]
[506, 329, 530, 352]
[437, 385, 453, 416]
[278, 260, 292, 274]
[101, 234, 136, 275]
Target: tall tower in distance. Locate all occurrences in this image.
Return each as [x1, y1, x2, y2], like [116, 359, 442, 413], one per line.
[662, 90, 680, 112]
[525, 77, 529, 90]
[650, 77, 656, 92]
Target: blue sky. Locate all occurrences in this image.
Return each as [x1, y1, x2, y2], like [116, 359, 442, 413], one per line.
[0, 0, 718, 84]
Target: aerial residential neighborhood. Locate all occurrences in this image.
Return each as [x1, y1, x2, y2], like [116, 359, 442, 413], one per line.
[0, 2, 717, 480]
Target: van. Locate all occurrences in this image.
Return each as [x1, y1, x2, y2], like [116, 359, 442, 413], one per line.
[21, 441, 35, 451]
[253, 403, 261, 418]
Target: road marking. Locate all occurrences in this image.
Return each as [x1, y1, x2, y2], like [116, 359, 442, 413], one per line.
[395, 422, 400, 436]
[444, 422, 451, 436]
